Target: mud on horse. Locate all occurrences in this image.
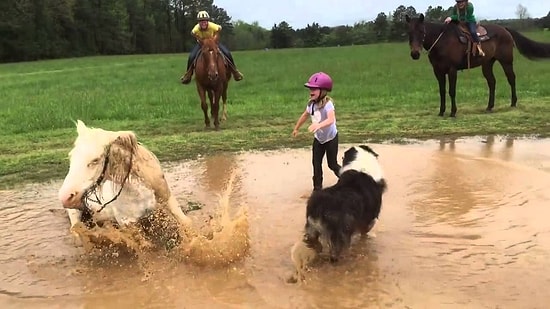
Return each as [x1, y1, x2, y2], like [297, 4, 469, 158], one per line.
[193, 37, 232, 130]
[405, 13, 550, 117]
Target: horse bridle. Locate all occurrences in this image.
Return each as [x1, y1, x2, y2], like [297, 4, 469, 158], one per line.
[81, 144, 133, 214]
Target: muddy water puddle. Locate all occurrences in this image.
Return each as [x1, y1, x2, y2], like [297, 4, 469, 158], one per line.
[1, 136, 549, 308]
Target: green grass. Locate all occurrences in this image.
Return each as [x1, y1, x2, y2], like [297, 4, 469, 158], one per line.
[2, 32, 550, 188]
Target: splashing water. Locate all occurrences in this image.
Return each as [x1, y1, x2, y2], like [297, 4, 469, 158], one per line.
[72, 169, 250, 268]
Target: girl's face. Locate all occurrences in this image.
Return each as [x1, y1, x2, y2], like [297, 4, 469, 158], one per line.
[308, 88, 321, 101]
[456, 0, 466, 8]
[199, 20, 209, 29]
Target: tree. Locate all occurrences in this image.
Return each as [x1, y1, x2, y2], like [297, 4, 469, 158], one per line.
[270, 21, 293, 48]
[516, 4, 529, 19]
[302, 23, 322, 47]
[373, 12, 388, 40]
[425, 5, 446, 22]
[389, 5, 417, 41]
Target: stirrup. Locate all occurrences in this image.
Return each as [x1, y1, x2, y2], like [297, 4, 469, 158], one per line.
[233, 71, 243, 81]
[181, 71, 193, 84]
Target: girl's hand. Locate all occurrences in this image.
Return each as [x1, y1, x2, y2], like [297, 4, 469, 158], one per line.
[292, 129, 299, 137]
[444, 17, 452, 23]
[308, 123, 321, 133]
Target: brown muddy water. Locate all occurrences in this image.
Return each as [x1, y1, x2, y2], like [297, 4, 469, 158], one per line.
[1, 136, 549, 309]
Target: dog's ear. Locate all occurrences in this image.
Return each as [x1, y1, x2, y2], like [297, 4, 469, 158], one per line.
[359, 145, 379, 158]
[342, 146, 358, 165]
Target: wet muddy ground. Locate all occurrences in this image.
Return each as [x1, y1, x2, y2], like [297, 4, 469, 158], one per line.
[1, 136, 549, 308]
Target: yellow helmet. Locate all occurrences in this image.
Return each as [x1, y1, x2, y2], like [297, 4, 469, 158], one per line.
[197, 11, 210, 21]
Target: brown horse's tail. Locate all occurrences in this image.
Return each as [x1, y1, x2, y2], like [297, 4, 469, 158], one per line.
[505, 27, 550, 60]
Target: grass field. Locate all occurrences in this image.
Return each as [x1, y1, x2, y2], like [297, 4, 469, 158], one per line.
[1, 30, 550, 188]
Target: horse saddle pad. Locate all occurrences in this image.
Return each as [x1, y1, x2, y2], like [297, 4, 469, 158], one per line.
[458, 23, 490, 43]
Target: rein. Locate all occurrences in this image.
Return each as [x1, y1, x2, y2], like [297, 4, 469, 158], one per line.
[425, 24, 447, 54]
[81, 144, 133, 214]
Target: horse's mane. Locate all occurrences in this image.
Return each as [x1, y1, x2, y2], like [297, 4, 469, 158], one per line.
[73, 120, 140, 187]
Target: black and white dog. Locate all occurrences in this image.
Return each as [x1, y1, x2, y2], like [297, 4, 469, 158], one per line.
[291, 145, 387, 276]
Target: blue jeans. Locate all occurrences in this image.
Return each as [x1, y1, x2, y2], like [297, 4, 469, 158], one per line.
[186, 43, 236, 70]
[467, 22, 480, 42]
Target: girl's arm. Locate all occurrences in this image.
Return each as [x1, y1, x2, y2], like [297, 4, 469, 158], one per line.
[293, 111, 309, 136]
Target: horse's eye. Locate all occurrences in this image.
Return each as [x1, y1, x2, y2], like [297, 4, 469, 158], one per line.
[88, 158, 101, 167]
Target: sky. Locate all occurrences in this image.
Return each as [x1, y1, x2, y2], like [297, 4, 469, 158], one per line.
[213, 0, 549, 29]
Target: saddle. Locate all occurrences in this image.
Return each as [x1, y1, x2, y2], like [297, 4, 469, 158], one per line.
[457, 23, 490, 57]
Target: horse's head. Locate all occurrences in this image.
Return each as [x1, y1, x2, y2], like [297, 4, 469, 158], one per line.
[58, 120, 138, 209]
[200, 37, 221, 81]
[405, 14, 425, 60]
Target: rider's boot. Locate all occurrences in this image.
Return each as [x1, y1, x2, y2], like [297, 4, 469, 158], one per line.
[180, 66, 194, 84]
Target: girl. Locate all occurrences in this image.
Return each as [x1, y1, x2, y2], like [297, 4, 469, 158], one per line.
[444, 0, 485, 56]
[292, 72, 341, 191]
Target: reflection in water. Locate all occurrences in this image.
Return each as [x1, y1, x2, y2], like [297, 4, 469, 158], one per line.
[415, 136, 499, 226]
[480, 135, 515, 161]
[1, 137, 550, 308]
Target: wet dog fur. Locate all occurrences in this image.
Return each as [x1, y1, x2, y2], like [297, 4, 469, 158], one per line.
[292, 145, 387, 271]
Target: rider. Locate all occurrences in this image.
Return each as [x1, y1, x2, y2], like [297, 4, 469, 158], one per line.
[445, 0, 485, 57]
[180, 10, 244, 84]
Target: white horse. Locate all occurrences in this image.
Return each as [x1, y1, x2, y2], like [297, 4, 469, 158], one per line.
[58, 120, 192, 242]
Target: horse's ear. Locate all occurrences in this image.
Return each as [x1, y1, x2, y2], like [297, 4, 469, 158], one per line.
[405, 15, 411, 23]
[76, 120, 88, 136]
[419, 13, 424, 23]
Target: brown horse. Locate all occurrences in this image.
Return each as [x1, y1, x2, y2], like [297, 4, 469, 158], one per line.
[194, 37, 231, 130]
[405, 14, 550, 117]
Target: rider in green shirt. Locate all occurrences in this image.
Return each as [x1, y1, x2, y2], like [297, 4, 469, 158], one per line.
[445, 0, 485, 57]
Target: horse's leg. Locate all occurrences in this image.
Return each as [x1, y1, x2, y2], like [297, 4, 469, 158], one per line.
[481, 58, 497, 112]
[221, 82, 228, 122]
[67, 209, 83, 246]
[133, 147, 192, 229]
[498, 59, 517, 107]
[448, 68, 458, 117]
[212, 88, 221, 130]
[432, 67, 447, 116]
[197, 83, 210, 128]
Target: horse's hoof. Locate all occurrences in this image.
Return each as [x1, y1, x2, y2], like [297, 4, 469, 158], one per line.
[485, 109, 493, 113]
[438, 113, 444, 117]
[450, 114, 457, 118]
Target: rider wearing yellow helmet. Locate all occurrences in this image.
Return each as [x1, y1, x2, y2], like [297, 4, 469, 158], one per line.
[181, 10, 244, 84]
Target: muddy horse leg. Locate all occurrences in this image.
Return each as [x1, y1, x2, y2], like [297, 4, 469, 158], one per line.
[499, 60, 517, 107]
[197, 84, 210, 128]
[432, 67, 447, 116]
[448, 68, 458, 117]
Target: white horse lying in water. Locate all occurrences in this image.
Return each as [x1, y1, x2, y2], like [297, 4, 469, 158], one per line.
[58, 120, 192, 242]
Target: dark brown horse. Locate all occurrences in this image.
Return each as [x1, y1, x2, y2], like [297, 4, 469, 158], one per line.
[405, 14, 550, 117]
[194, 37, 231, 130]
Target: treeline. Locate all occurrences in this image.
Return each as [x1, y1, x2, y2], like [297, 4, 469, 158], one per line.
[1, 0, 549, 63]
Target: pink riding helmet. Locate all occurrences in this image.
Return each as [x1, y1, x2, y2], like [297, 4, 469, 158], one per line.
[304, 72, 333, 91]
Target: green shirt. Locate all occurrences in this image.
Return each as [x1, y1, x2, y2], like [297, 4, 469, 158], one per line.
[450, 2, 476, 23]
